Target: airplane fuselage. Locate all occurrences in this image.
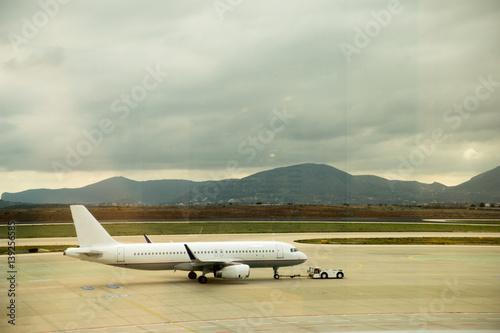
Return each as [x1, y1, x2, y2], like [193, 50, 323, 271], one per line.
[65, 241, 306, 271]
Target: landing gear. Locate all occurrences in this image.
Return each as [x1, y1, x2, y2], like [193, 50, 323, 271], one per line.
[188, 271, 197, 280]
[273, 267, 280, 280]
[198, 275, 208, 284]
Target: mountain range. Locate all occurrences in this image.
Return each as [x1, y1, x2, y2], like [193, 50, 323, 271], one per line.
[1, 164, 499, 206]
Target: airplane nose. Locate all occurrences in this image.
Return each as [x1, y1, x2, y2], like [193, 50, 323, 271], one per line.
[300, 252, 308, 261]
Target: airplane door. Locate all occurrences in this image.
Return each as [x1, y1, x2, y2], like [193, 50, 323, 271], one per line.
[117, 247, 125, 262]
[275, 244, 284, 259]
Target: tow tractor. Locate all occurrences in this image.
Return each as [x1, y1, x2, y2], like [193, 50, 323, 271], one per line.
[275, 266, 344, 279]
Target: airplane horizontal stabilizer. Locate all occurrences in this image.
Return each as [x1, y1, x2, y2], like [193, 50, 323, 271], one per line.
[65, 248, 103, 258]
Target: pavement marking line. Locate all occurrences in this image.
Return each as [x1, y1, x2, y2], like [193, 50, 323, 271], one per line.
[167, 312, 500, 332]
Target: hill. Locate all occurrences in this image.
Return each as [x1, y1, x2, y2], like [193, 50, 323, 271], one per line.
[436, 166, 500, 203]
[1, 164, 499, 205]
[177, 164, 449, 205]
[1, 177, 208, 205]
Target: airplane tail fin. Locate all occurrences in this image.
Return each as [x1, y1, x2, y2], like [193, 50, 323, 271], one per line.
[70, 205, 120, 247]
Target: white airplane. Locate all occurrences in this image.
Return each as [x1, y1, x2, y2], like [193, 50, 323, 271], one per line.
[64, 205, 307, 283]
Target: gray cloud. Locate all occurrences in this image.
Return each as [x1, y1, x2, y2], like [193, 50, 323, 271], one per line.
[5, 46, 65, 69]
[0, 0, 499, 193]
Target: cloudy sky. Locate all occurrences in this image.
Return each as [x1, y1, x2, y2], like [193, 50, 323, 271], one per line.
[1, 0, 499, 194]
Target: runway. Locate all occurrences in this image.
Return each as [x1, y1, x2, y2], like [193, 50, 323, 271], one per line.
[1, 233, 499, 332]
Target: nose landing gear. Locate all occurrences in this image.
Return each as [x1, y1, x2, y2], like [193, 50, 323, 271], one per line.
[273, 267, 280, 279]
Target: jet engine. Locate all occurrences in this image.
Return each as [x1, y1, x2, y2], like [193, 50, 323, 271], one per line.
[215, 264, 250, 279]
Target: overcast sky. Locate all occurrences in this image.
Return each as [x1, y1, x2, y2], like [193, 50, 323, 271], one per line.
[1, 0, 499, 194]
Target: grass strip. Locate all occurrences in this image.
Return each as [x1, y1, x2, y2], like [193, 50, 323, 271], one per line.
[296, 237, 500, 245]
[1, 222, 499, 239]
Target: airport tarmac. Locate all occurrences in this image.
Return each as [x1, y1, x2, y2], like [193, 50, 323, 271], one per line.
[1, 233, 499, 332]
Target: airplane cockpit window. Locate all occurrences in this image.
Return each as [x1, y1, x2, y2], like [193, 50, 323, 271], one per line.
[290, 247, 299, 252]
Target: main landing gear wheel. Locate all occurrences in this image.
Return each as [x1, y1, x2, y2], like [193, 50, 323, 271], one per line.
[188, 271, 197, 280]
[198, 276, 208, 284]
